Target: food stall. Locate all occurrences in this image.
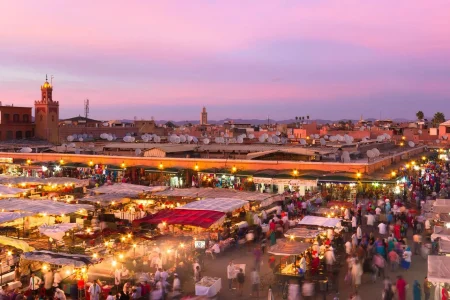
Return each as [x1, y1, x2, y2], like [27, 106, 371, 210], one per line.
[268, 239, 311, 279]
[427, 255, 450, 299]
[284, 228, 322, 242]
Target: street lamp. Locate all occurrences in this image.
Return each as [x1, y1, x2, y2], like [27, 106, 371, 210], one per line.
[356, 172, 361, 179]
[89, 160, 94, 167]
[194, 164, 199, 171]
[121, 162, 126, 169]
[293, 169, 299, 176]
[231, 166, 237, 173]
[391, 171, 396, 177]
[158, 162, 164, 170]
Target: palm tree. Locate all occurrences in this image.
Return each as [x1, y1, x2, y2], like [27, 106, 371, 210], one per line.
[432, 112, 446, 127]
[416, 111, 424, 120]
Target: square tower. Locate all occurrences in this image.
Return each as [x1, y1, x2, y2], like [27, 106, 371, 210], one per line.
[34, 75, 59, 144]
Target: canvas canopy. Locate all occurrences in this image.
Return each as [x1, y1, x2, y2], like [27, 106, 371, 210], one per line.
[0, 176, 88, 187]
[268, 239, 310, 256]
[0, 235, 34, 252]
[177, 198, 248, 213]
[0, 185, 30, 197]
[428, 255, 450, 284]
[431, 226, 450, 241]
[39, 223, 80, 240]
[432, 199, 450, 213]
[152, 187, 278, 207]
[0, 212, 34, 224]
[284, 228, 322, 240]
[133, 209, 225, 228]
[81, 194, 131, 206]
[0, 199, 92, 215]
[439, 239, 450, 253]
[93, 183, 167, 196]
[22, 250, 100, 267]
[298, 216, 341, 228]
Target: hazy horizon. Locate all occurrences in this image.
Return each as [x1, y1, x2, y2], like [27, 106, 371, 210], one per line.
[1, 1, 449, 120]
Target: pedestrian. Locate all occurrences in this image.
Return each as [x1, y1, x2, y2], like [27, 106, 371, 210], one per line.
[401, 247, 412, 270]
[413, 280, 422, 300]
[194, 265, 201, 282]
[236, 268, 245, 296]
[356, 226, 362, 245]
[423, 276, 431, 300]
[302, 279, 315, 300]
[382, 284, 395, 300]
[226, 260, 234, 290]
[287, 279, 300, 300]
[173, 273, 181, 292]
[88, 281, 101, 300]
[413, 233, 422, 255]
[351, 260, 363, 292]
[352, 216, 357, 232]
[396, 275, 408, 300]
[250, 268, 260, 298]
[29, 273, 42, 294]
[43, 270, 53, 297]
[388, 249, 399, 272]
[325, 245, 336, 272]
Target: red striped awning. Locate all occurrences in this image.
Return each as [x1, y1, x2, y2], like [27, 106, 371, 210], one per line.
[132, 209, 225, 228]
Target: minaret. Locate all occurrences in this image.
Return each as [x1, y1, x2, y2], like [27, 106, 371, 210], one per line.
[35, 75, 60, 144]
[200, 107, 208, 125]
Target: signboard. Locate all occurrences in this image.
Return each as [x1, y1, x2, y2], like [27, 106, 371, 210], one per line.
[0, 158, 13, 163]
[194, 240, 206, 249]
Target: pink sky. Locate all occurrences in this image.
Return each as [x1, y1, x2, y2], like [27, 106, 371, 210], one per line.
[1, 1, 450, 121]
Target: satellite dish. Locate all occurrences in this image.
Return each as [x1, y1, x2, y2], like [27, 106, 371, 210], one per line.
[372, 148, 380, 156]
[68, 143, 76, 148]
[20, 147, 33, 153]
[366, 150, 375, 158]
[143, 137, 149, 142]
[203, 138, 210, 145]
[192, 137, 198, 143]
[276, 131, 281, 136]
[82, 133, 88, 139]
[436, 139, 441, 144]
[67, 136, 74, 142]
[324, 135, 329, 140]
[107, 136, 113, 141]
[248, 134, 255, 139]
[267, 137, 273, 143]
[300, 139, 306, 145]
[408, 141, 415, 147]
[329, 136, 337, 142]
[187, 136, 194, 143]
[180, 135, 186, 143]
[314, 134, 320, 139]
[288, 135, 295, 139]
[418, 130, 422, 134]
[174, 137, 181, 144]
[342, 151, 351, 163]
[88, 143, 95, 148]
[259, 136, 266, 143]
[154, 136, 161, 143]
[78, 137, 83, 142]
[135, 149, 142, 156]
[319, 138, 326, 146]
[443, 135, 448, 140]
[237, 137, 244, 144]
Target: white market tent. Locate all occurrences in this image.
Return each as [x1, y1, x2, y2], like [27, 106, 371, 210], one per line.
[0, 199, 92, 215]
[428, 255, 450, 284]
[298, 216, 341, 228]
[81, 194, 131, 206]
[284, 228, 322, 240]
[177, 198, 249, 213]
[93, 183, 168, 196]
[439, 239, 450, 253]
[431, 226, 450, 241]
[0, 212, 34, 224]
[22, 250, 100, 268]
[152, 187, 279, 207]
[0, 175, 89, 187]
[268, 239, 311, 256]
[0, 185, 31, 197]
[432, 199, 450, 213]
[39, 223, 80, 240]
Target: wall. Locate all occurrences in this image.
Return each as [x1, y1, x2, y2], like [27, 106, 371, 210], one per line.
[0, 146, 425, 175]
[0, 106, 34, 141]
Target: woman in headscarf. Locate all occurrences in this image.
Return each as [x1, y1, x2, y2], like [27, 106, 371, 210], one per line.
[413, 280, 421, 300]
[401, 247, 412, 270]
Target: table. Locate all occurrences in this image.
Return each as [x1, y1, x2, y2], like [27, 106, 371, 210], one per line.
[195, 277, 221, 297]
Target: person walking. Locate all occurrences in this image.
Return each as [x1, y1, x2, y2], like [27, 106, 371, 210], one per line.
[29, 273, 42, 295]
[236, 268, 245, 296]
[388, 249, 399, 272]
[227, 260, 235, 290]
[356, 226, 362, 245]
[423, 277, 431, 300]
[413, 280, 422, 300]
[88, 281, 101, 300]
[382, 284, 395, 300]
[250, 268, 260, 298]
[396, 275, 408, 300]
[401, 247, 412, 270]
[287, 279, 300, 300]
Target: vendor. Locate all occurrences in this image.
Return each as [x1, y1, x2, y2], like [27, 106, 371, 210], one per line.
[298, 254, 306, 275]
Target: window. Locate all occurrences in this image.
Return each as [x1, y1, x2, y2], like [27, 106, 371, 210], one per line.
[25, 131, 32, 138]
[446, 127, 450, 134]
[15, 131, 23, 139]
[13, 114, 19, 122]
[23, 115, 29, 123]
[3, 114, 10, 122]
[6, 131, 13, 140]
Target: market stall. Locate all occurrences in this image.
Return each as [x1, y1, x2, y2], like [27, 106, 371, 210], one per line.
[81, 194, 132, 206]
[0, 185, 30, 198]
[298, 216, 342, 228]
[268, 239, 311, 279]
[39, 223, 80, 241]
[177, 198, 249, 213]
[431, 226, 450, 241]
[427, 255, 450, 299]
[133, 209, 226, 229]
[0, 199, 92, 215]
[93, 183, 167, 196]
[284, 228, 322, 241]
[432, 199, 450, 213]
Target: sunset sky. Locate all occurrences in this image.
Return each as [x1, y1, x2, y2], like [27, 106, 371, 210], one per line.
[1, 1, 450, 121]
